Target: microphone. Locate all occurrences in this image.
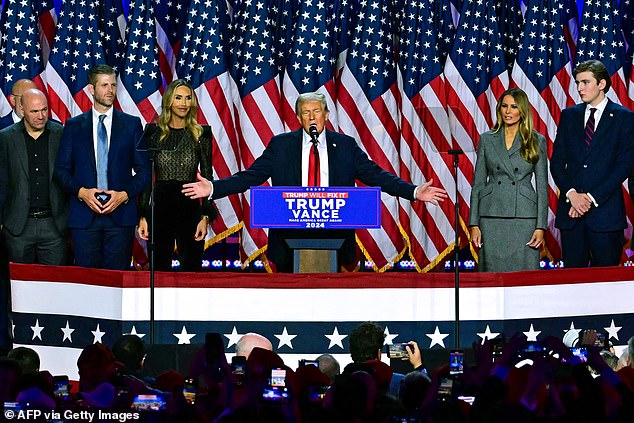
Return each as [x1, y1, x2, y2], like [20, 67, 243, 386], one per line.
[309, 124, 319, 144]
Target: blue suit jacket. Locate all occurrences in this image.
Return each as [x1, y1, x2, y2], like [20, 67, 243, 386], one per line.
[0, 113, 15, 131]
[550, 100, 634, 231]
[212, 129, 417, 268]
[54, 109, 150, 228]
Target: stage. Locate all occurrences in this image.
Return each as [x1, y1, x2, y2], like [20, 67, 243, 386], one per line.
[9, 263, 634, 380]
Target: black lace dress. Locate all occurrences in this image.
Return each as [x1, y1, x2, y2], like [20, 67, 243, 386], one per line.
[138, 124, 216, 271]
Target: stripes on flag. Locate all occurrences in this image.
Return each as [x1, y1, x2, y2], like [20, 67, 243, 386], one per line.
[0, 0, 46, 115]
[176, 0, 244, 245]
[45, 0, 106, 122]
[229, 0, 286, 268]
[280, 0, 337, 131]
[443, 0, 510, 262]
[35, 0, 57, 65]
[336, 0, 407, 271]
[397, 0, 457, 271]
[116, 0, 162, 125]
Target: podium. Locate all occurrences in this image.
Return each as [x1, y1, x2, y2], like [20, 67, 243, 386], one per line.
[250, 186, 381, 273]
[286, 238, 345, 273]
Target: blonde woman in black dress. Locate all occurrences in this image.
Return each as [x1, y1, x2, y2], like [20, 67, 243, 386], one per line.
[137, 80, 216, 271]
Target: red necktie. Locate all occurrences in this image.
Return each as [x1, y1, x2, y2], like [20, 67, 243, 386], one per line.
[584, 108, 596, 145]
[308, 142, 320, 186]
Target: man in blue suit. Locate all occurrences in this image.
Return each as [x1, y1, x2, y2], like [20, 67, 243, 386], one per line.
[183, 92, 446, 272]
[55, 65, 150, 270]
[550, 60, 634, 268]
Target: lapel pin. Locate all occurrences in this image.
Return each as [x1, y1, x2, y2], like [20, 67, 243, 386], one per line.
[333, 144, 336, 147]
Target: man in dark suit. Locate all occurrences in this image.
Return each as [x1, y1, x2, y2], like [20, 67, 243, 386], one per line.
[550, 60, 634, 267]
[55, 65, 150, 270]
[183, 92, 446, 272]
[0, 79, 37, 130]
[0, 89, 68, 265]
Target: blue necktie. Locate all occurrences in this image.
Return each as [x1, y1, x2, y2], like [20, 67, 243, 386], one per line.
[97, 114, 108, 190]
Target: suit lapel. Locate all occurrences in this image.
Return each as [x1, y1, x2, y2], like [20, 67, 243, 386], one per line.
[48, 124, 60, 182]
[591, 100, 614, 147]
[12, 126, 30, 177]
[289, 130, 302, 185]
[491, 130, 515, 178]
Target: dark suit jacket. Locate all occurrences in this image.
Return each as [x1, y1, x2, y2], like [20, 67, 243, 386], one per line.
[0, 121, 68, 235]
[469, 130, 548, 229]
[0, 113, 16, 131]
[54, 109, 150, 228]
[550, 100, 634, 231]
[212, 129, 417, 268]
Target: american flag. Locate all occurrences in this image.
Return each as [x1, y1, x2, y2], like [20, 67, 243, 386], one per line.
[575, 0, 634, 256]
[563, 0, 579, 59]
[331, 0, 358, 74]
[622, 0, 634, 81]
[35, 0, 56, 64]
[0, 0, 46, 116]
[176, 0, 244, 247]
[396, 0, 456, 271]
[336, 0, 406, 271]
[155, 0, 190, 85]
[430, 0, 457, 65]
[281, 0, 338, 130]
[229, 0, 285, 267]
[99, 0, 127, 73]
[443, 0, 509, 258]
[511, 0, 578, 263]
[45, 0, 105, 122]
[576, 0, 628, 105]
[495, 0, 523, 73]
[10, 264, 634, 382]
[116, 0, 162, 125]
[269, 0, 296, 78]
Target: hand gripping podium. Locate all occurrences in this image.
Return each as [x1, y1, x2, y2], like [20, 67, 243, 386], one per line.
[250, 186, 382, 273]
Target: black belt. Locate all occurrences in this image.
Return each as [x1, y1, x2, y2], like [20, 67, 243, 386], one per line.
[28, 209, 52, 218]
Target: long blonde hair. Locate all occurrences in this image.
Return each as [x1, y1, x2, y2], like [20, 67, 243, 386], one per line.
[492, 88, 539, 164]
[157, 79, 202, 142]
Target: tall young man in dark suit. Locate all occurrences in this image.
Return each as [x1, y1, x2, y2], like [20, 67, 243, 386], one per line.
[55, 65, 150, 270]
[550, 60, 634, 267]
[183, 92, 446, 272]
[0, 89, 68, 265]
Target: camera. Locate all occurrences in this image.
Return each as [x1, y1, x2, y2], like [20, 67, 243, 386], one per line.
[519, 341, 547, 356]
[183, 378, 197, 405]
[53, 375, 71, 401]
[299, 359, 320, 368]
[577, 329, 609, 349]
[261, 368, 289, 402]
[569, 346, 588, 362]
[449, 349, 464, 376]
[387, 343, 410, 359]
[231, 355, 247, 386]
[437, 377, 454, 401]
[132, 394, 167, 411]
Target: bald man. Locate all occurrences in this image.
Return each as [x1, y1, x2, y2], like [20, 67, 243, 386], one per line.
[0, 89, 68, 265]
[235, 333, 273, 358]
[0, 79, 38, 130]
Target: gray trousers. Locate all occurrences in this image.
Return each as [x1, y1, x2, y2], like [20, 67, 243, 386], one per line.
[3, 217, 66, 265]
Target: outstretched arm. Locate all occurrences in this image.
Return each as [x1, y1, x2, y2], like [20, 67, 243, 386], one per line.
[182, 174, 212, 199]
[415, 179, 447, 204]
